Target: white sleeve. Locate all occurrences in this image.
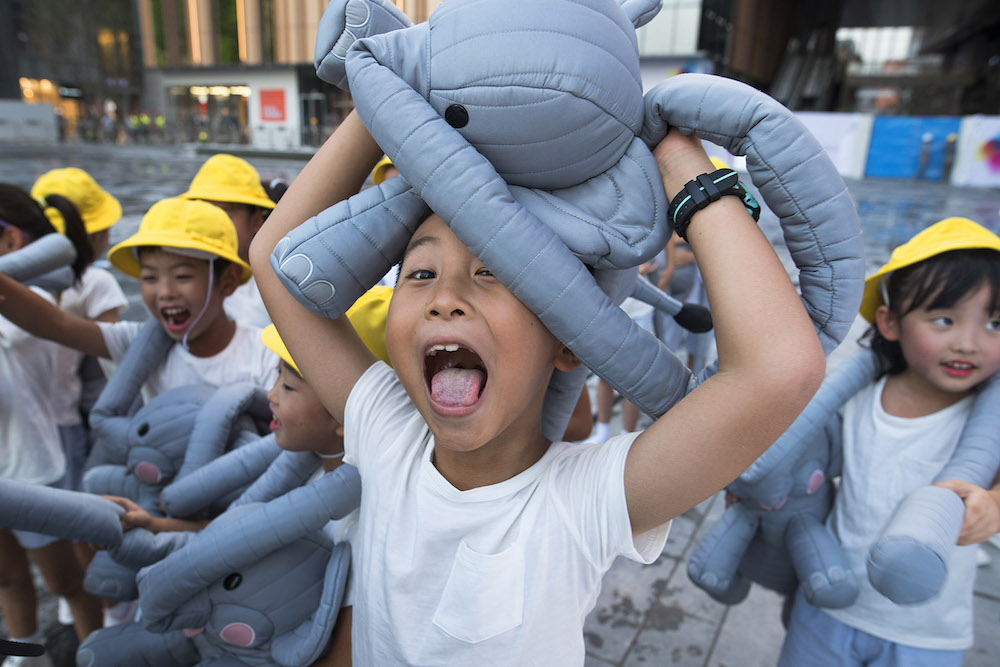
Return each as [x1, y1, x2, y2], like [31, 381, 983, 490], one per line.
[78, 267, 128, 319]
[96, 319, 143, 362]
[342, 362, 414, 471]
[548, 434, 670, 568]
[0, 288, 56, 348]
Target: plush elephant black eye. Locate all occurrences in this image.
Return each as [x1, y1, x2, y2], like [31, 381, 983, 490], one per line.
[137, 422, 150, 437]
[444, 104, 468, 128]
[223, 573, 242, 590]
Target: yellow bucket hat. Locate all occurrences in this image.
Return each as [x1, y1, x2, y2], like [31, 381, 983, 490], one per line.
[107, 197, 252, 284]
[371, 156, 396, 186]
[31, 167, 122, 235]
[860, 217, 1000, 323]
[262, 286, 393, 372]
[180, 154, 276, 210]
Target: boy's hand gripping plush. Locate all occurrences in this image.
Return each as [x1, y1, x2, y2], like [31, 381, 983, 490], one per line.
[274, 0, 863, 440]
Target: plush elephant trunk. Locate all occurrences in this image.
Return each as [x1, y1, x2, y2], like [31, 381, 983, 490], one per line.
[0, 233, 76, 289]
[88, 319, 174, 462]
[0, 478, 124, 547]
[740, 349, 879, 486]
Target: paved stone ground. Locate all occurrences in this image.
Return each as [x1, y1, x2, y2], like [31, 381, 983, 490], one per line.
[1, 141, 999, 666]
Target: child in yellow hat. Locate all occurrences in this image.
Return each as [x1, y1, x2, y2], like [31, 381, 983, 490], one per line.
[181, 154, 278, 328]
[779, 217, 1000, 666]
[0, 196, 278, 404]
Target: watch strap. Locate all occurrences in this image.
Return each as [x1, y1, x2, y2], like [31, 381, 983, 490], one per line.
[669, 168, 761, 239]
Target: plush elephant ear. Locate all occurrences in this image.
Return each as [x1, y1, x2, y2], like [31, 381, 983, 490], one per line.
[0, 478, 123, 546]
[88, 319, 174, 465]
[139, 465, 361, 633]
[272, 542, 351, 667]
[740, 349, 878, 490]
[641, 73, 865, 355]
[175, 383, 271, 481]
[160, 434, 283, 518]
[0, 232, 76, 291]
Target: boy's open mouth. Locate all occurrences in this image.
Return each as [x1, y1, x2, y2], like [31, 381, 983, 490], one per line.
[161, 306, 192, 332]
[425, 344, 487, 408]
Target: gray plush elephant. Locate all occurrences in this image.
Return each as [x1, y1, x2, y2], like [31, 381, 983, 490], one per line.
[80, 329, 271, 600]
[0, 465, 360, 666]
[688, 348, 1000, 611]
[272, 0, 864, 442]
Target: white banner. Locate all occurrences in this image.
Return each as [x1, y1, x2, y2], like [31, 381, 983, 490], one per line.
[794, 112, 873, 181]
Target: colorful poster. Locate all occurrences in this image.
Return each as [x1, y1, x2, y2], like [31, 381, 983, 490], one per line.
[951, 115, 1000, 187]
[260, 89, 286, 123]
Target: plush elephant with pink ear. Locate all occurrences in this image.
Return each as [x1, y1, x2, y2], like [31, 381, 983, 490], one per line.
[273, 0, 864, 441]
[0, 465, 361, 666]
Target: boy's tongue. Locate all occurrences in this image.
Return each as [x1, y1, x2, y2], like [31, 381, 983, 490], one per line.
[431, 368, 485, 407]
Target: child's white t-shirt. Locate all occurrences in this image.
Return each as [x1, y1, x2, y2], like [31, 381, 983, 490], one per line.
[0, 288, 67, 484]
[344, 362, 670, 665]
[97, 319, 279, 402]
[223, 275, 272, 329]
[52, 266, 128, 426]
[825, 376, 977, 650]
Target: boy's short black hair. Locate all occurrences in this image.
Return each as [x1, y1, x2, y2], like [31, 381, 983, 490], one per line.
[863, 248, 1000, 376]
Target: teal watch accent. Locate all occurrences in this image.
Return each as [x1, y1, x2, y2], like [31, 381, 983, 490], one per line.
[668, 168, 761, 239]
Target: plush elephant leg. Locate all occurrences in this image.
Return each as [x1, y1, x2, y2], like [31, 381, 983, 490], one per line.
[161, 436, 283, 518]
[83, 464, 145, 499]
[84, 551, 139, 601]
[77, 623, 196, 667]
[687, 504, 757, 604]
[785, 514, 858, 609]
[866, 485, 965, 605]
[314, 0, 412, 89]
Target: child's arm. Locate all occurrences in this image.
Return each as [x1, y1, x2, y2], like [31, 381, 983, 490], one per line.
[103, 496, 210, 534]
[0, 273, 109, 358]
[249, 111, 385, 423]
[624, 130, 826, 534]
[935, 475, 1000, 546]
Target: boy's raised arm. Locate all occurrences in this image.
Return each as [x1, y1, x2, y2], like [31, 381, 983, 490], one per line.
[0, 273, 110, 358]
[624, 130, 826, 534]
[249, 111, 386, 423]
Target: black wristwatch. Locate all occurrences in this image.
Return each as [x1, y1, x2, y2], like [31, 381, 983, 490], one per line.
[668, 168, 761, 240]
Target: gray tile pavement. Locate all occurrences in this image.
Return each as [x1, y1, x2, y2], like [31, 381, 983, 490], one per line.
[1, 142, 1000, 665]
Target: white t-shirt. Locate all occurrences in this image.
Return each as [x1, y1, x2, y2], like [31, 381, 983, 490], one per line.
[0, 288, 67, 484]
[344, 362, 670, 665]
[224, 276, 272, 328]
[825, 376, 977, 650]
[97, 319, 279, 402]
[52, 266, 128, 425]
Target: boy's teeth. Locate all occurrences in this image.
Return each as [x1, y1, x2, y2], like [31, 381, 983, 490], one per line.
[427, 343, 460, 356]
